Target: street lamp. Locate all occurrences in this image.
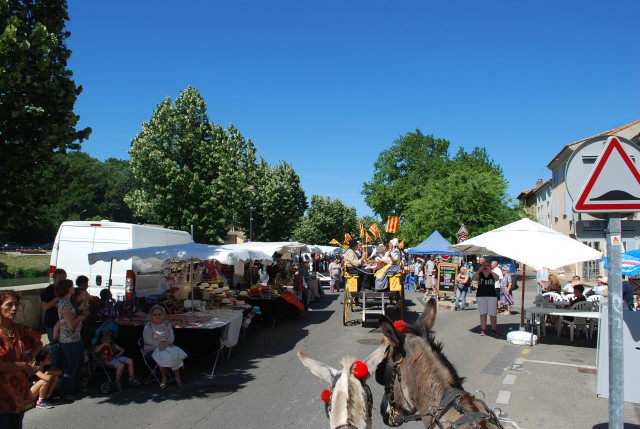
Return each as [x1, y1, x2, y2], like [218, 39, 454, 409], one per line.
[248, 185, 255, 242]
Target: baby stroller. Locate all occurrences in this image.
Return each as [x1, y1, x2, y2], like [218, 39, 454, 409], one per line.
[85, 321, 120, 394]
[403, 272, 416, 291]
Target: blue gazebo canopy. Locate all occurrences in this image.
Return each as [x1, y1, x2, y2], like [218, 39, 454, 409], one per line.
[407, 230, 460, 255]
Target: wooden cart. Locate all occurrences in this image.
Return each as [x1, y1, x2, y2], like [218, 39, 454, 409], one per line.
[343, 273, 405, 326]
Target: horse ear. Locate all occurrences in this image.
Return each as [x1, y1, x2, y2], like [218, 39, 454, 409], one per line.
[379, 315, 404, 348]
[297, 351, 339, 384]
[420, 297, 438, 331]
[363, 344, 387, 378]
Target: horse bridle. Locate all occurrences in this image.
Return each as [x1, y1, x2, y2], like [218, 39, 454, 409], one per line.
[377, 344, 505, 429]
[324, 371, 374, 429]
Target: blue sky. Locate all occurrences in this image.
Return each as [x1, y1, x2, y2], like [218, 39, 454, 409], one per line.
[66, 1, 639, 218]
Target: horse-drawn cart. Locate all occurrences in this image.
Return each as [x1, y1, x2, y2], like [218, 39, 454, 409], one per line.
[342, 273, 405, 325]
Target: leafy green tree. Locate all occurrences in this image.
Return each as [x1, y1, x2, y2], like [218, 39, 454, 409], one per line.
[0, 0, 91, 240]
[251, 160, 307, 241]
[364, 131, 523, 246]
[47, 153, 138, 227]
[292, 196, 357, 245]
[127, 86, 258, 243]
[362, 129, 449, 219]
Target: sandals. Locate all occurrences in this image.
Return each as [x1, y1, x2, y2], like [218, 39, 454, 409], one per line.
[160, 381, 167, 389]
[176, 380, 183, 387]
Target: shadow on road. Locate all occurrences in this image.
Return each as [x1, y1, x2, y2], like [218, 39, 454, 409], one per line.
[90, 295, 336, 405]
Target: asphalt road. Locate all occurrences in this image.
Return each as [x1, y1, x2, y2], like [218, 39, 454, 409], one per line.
[22, 276, 640, 429]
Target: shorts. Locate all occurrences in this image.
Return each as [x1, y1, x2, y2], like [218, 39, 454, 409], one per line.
[102, 356, 130, 367]
[476, 296, 498, 316]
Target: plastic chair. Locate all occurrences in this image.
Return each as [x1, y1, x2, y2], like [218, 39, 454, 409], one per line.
[557, 301, 594, 341]
[542, 292, 562, 304]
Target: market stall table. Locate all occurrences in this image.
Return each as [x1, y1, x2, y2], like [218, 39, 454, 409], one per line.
[116, 308, 244, 374]
[245, 291, 304, 327]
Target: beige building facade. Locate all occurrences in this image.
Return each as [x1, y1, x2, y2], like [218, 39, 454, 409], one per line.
[519, 119, 640, 279]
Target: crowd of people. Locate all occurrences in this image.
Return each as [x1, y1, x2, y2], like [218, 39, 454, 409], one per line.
[0, 267, 191, 427]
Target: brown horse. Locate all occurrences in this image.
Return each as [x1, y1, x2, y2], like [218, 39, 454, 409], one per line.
[298, 345, 386, 429]
[375, 298, 504, 428]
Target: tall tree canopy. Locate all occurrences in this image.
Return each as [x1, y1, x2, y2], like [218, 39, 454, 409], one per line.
[251, 159, 307, 242]
[0, 0, 90, 239]
[127, 86, 260, 243]
[363, 130, 522, 245]
[292, 196, 357, 245]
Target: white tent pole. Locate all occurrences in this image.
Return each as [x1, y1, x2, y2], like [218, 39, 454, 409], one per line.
[519, 264, 526, 329]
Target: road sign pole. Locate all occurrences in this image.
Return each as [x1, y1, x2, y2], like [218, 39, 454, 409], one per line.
[606, 214, 624, 428]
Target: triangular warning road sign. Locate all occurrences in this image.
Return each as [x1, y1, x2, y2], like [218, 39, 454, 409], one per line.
[574, 136, 640, 213]
[457, 224, 469, 235]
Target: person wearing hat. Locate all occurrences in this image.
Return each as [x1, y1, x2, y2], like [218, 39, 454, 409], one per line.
[344, 239, 374, 290]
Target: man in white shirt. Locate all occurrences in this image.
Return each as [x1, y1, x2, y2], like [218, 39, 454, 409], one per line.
[491, 261, 503, 293]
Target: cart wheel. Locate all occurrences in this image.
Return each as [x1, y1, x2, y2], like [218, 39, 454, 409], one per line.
[81, 376, 91, 389]
[100, 382, 111, 394]
[343, 291, 350, 326]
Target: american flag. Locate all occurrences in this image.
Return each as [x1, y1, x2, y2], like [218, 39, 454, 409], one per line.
[369, 223, 381, 239]
[386, 216, 400, 234]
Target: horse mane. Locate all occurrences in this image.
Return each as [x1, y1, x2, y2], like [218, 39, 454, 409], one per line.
[417, 322, 465, 389]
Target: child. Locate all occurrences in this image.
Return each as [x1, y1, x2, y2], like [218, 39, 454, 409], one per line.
[31, 348, 62, 409]
[94, 329, 140, 391]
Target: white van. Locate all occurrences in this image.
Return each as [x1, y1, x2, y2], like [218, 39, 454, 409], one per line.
[49, 221, 193, 299]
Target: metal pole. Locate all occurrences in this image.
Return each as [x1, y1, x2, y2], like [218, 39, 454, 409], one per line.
[519, 264, 526, 329]
[606, 214, 623, 428]
[249, 196, 253, 242]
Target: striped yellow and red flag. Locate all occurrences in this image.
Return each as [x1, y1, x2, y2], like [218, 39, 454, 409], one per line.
[386, 216, 400, 234]
[328, 238, 341, 246]
[359, 223, 365, 239]
[344, 233, 353, 245]
[369, 223, 381, 240]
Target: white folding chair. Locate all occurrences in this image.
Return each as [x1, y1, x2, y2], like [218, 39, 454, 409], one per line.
[138, 338, 172, 385]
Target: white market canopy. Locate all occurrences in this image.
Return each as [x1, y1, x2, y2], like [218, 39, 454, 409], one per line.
[309, 245, 343, 254]
[226, 241, 311, 259]
[88, 242, 273, 266]
[449, 217, 602, 270]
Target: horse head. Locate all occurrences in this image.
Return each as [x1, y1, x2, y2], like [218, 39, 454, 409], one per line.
[297, 344, 386, 429]
[376, 298, 504, 428]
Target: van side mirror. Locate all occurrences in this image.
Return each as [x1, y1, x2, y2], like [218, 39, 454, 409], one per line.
[96, 275, 102, 286]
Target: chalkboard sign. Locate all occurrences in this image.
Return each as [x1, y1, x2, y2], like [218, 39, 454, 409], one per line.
[437, 263, 458, 296]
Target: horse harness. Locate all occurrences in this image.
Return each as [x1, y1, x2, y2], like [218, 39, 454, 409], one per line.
[324, 370, 374, 429]
[377, 346, 505, 429]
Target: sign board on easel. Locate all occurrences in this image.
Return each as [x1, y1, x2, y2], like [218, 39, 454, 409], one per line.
[436, 262, 458, 298]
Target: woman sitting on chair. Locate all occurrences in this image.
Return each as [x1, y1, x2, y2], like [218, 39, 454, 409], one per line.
[143, 305, 187, 388]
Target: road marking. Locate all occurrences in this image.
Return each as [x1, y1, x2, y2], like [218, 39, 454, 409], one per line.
[520, 349, 530, 355]
[496, 390, 511, 404]
[514, 358, 525, 365]
[503, 374, 517, 385]
[522, 359, 596, 370]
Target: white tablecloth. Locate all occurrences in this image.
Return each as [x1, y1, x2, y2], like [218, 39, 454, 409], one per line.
[202, 309, 244, 348]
